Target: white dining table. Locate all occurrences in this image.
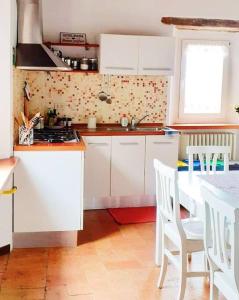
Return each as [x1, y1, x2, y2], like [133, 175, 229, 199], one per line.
[155, 170, 239, 266]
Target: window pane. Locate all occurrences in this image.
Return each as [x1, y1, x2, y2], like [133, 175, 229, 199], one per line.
[182, 44, 226, 114]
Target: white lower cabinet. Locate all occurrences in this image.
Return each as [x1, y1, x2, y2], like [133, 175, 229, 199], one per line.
[84, 136, 111, 209]
[84, 134, 179, 208]
[0, 176, 13, 249]
[111, 136, 145, 196]
[145, 135, 179, 195]
[14, 151, 84, 232]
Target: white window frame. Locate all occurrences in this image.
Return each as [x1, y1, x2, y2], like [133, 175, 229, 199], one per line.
[168, 32, 230, 125]
[179, 40, 229, 123]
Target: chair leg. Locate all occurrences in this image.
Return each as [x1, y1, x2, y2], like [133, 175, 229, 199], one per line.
[210, 270, 219, 300]
[187, 253, 192, 263]
[157, 253, 168, 288]
[177, 251, 187, 300]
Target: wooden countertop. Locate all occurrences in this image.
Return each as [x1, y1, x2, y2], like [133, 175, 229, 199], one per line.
[0, 157, 18, 190]
[14, 140, 86, 152]
[170, 123, 239, 130]
[74, 123, 165, 136]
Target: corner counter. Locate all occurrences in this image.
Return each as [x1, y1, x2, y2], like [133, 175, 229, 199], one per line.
[0, 157, 18, 190]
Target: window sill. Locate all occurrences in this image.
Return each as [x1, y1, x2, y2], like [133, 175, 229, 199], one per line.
[170, 123, 239, 130]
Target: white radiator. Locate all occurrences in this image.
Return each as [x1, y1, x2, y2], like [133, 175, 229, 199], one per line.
[179, 132, 236, 160]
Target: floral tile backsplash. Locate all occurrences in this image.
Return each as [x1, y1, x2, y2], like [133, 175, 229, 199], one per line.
[13, 69, 168, 125]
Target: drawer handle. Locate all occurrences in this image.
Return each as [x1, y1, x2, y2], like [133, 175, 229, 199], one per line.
[105, 66, 135, 71]
[143, 67, 171, 71]
[88, 143, 109, 146]
[119, 142, 139, 146]
[153, 142, 172, 145]
[0, 186, 17, 195]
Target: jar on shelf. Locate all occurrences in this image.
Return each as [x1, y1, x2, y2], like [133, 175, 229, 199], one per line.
[80, 57, 89, 70]
[88, 58, 98, 71]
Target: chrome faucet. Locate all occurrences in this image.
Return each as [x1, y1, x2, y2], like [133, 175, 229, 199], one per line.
[130, 114, 149, 130]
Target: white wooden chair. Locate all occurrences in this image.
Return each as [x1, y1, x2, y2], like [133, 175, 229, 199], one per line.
[154, 159, 208, 300]
[187, 145, 230, 174]
[182, 145, 231, 219]
[201, 185, 239, 300]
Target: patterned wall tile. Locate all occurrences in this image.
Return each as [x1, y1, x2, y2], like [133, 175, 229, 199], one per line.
[13, 69, 168, 126]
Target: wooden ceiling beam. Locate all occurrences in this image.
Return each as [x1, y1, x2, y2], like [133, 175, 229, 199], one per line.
[161, 17, 239, 32]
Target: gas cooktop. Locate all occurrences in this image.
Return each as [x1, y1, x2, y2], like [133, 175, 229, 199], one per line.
[34, 128, 79, 143]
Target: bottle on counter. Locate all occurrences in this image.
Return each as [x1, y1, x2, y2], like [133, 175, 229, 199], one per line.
[67, 117, 72, 127]
[47, 108, 57, 127]
[120, 114, 129, 127]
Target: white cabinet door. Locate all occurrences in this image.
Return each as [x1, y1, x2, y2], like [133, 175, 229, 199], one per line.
[111, 136, 145, 196]
[0, 175, 13, 249]
[84, 136, 111, 209]
[145, 135, 179, 195]
[99, 34, 139, 75]
[14, 151, 84, 232]
[138, 36, 175, 75]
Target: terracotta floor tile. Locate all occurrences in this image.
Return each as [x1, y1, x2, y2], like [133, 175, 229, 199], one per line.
[0, 210, 220, 300]
[104, 259, 143, 270]
[0, 255, 8, 272]
[0, 288, 45, 300]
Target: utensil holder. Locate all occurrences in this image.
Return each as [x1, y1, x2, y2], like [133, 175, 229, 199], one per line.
[19, 126, 34, 145]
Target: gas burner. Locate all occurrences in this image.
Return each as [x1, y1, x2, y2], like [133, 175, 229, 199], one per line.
[34, 128, 79, 143]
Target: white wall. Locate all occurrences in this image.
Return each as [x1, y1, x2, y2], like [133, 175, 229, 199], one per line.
[0, 0, 17, 158]
[42, 0, 239, 42]
[40, 0, 239, 124]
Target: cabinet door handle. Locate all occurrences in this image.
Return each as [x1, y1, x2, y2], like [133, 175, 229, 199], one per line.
[142, 67, 171, 71]
[153, 142, 172, 145]
[0, 186, 17, 195]
[119, 142, 139, 146]
[88, 143, 109, 146]
[105, 66, 135, 71]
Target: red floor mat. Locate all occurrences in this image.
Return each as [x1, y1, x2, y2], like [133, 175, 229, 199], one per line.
[108, 206, 188, 225]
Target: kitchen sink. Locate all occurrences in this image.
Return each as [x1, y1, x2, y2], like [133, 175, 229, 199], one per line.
[106, 127, 130, 131]
[135, 127, 163, 132]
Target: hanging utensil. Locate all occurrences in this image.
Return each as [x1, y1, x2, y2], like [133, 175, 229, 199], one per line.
[98, 75, 108, 101]
[23, 81, 31, 119]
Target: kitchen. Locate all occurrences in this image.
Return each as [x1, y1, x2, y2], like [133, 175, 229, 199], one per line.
[1, 0, 239, 299]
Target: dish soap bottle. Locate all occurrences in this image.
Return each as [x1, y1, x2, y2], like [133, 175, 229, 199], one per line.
[120, 114, 128, 127]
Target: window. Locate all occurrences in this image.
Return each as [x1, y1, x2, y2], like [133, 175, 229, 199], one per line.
[178, 40, 229, 122]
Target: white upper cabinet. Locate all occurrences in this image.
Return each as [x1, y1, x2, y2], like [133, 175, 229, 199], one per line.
[99, 34, 139, 75]
[111, 136, 145, 196]
[99, 34, 175, 76]
[138, 36, 175, 76]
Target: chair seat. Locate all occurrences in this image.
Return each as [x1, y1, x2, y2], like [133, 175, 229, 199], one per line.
[182, 218, 203, 239]
[164, 218, 204, 242]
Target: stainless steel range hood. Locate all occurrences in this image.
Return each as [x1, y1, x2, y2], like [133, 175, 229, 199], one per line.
[16, 0, 71, 71]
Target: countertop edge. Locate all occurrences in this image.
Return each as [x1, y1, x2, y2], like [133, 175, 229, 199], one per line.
[13, 140, 86, 152]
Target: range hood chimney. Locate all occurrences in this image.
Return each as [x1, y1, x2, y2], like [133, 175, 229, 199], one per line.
[16, 0, 71, 71]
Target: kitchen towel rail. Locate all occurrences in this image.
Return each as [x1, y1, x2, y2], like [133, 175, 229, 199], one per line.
[179, 132, 236, 160]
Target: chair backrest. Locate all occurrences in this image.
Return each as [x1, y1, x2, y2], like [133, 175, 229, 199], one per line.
[201, 185, 239, 292]
[187, 145, 230, 173]
[154, 159, 185, 239]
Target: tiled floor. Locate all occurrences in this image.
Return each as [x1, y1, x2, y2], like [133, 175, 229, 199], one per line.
[0, 210, 224, 299]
